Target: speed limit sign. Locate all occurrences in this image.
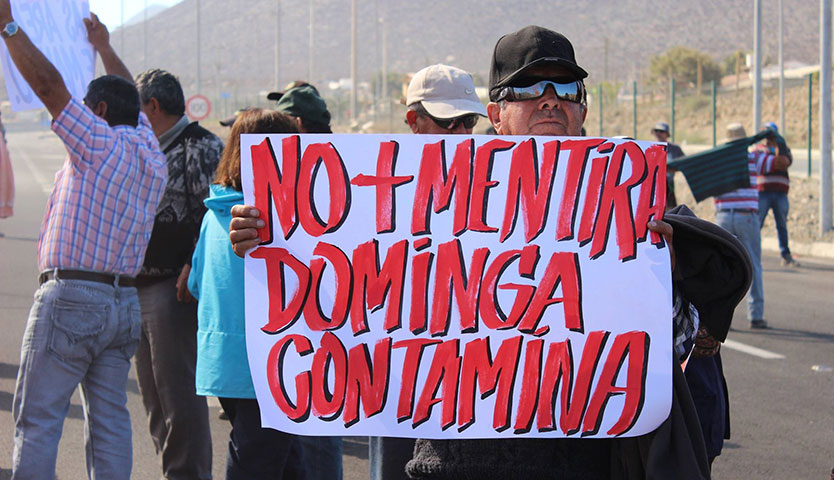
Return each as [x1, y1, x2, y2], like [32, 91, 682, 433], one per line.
[186, 94, 211, 121]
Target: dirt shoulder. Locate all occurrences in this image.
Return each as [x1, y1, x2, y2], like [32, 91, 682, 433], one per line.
[673, 173, 834, 258]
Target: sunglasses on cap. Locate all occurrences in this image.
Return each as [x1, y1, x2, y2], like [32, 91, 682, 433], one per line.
[495, 79, 586, 104]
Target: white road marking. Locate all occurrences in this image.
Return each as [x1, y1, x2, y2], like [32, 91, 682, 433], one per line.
[723, 339, 786, 359]
[14, 144, 54, 194]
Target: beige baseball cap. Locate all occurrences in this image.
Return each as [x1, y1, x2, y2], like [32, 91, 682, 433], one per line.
[725, 123, 747, 142]
[406, 64, 487, 119]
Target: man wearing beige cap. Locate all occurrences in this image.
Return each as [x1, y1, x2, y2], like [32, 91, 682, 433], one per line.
[714, 123, 789, 329]
[404, 63, 486, 135]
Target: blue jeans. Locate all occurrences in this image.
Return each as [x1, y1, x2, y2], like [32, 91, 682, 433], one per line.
[716, 210, 764, 320]
[12, 276, 142, 480]
[299, 435, 343, 480]
[758, 191, 791, 258]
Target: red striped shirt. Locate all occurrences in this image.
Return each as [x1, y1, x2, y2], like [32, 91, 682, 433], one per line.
[714, 151, 775, 211]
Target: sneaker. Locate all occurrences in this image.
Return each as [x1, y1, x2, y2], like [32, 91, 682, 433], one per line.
[750, 319, 769, 329]
[781, 255, 800, 267]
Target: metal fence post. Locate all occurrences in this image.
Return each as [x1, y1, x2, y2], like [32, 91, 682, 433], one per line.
[599, 84, 603, 137]
[804, 73, 814, 178]
[670, 78, 676, 143]
[712, 80, 717, 147]
[632, 81, 637, 139]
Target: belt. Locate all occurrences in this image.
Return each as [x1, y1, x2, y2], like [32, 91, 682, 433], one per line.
[39, 269, 137, 287]
[718, 208, 757, 214]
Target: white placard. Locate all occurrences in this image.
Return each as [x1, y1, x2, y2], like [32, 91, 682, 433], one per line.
[0, 0, 94, 111]
[241, 134, 673, 439]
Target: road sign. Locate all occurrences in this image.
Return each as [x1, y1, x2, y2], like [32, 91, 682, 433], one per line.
[186, 94, 211, 121]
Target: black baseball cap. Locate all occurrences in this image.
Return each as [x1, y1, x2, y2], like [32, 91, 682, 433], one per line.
[219, 107, 252, 127]
[489, 25, 588, 101]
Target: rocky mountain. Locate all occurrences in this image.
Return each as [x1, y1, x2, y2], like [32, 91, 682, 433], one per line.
[107, 0, 819, 95]
[0, 0, 822, 105]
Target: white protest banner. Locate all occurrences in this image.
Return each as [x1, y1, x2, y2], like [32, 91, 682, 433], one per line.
[241, 134, 672, 439]
[0, 0, 94, 111]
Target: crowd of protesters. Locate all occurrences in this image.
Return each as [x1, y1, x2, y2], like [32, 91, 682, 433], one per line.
[0, 0, 802, 478]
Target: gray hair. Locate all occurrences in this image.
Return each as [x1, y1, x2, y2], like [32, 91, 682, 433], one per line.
[135, 69, 185, 116]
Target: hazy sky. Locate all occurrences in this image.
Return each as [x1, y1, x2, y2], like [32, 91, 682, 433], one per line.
[88, 0, 184, 29]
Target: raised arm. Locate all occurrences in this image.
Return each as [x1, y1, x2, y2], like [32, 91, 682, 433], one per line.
[84, 13, 132, 83]
[0, 0, 71, 118]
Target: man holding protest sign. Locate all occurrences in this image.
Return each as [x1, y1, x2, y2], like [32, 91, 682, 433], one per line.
[228, 25, 716, 480]
[133, 68, 223, 480]
[400, 26, 708, 480]
[3, 7, 166, 480]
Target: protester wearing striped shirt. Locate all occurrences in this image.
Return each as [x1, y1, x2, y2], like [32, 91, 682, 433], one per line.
[714, 123, 790, 330]
[3, 8, 167, 479]
[754, 122, 798, 266]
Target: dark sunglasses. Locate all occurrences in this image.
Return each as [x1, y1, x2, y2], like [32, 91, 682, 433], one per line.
[425, 112, 479, 130]
[495, 79, 586, 104]
[409, 103, 480, 130]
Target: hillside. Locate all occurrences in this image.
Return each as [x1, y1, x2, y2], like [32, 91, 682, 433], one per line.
[105, 0, 818, 96]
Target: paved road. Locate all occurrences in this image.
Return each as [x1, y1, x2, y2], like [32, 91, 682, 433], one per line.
[0, 128, 832, 479]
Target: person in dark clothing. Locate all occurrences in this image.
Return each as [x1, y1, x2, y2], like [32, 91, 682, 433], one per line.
[269, 82, 345, 480]
[755, 121, 798, 266]
[652, 121, 685, 211]
[133, 68, 224, 480]
[227, 26, 749, 480]
[400, 26, 709, 480]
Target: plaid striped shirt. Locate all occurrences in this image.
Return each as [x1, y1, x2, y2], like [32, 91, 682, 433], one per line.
[714, 151, 775, 212]
[753, 144, 792, 193]
[38, 98, 167, 276]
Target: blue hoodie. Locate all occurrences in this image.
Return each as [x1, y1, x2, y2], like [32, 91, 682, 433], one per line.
[188, 184, 254, 398]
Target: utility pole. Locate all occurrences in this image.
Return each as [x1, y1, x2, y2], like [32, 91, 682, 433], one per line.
[753, 0, 762, 133]
[309, 0, 314, 83]
[381, 16, 389, 129]
[373, 0, 379, 122]
[350, 0, 358, 124]
[696, 55, 703, 94]
[779, 0, 785, 131]
[143, 0, 148, 69]
[120, 0, 124, 54]
[821, 0, 833, 233]
[603, 37, 609, 83]
[196, 0, 201, 93]
[275, 0, 281, 91]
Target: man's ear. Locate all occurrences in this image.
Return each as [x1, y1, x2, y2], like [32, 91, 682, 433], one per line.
[93, 101, 108, 120]
[405, 109, 420, 134]
[143, 97, 162, 118]
[147, 97, 159, 114]
[486, 102, 502, 134]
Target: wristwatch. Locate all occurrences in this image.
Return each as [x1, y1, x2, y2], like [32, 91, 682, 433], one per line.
[1, 21, 19, 39]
